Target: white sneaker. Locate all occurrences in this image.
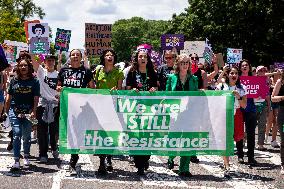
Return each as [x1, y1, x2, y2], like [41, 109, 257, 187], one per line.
[40, 157, 48, 163]
[271, 140, 280, 148]
[23, 158, 30, 166]
[52, 150, 59, 159]
[11, 161, 20, 170]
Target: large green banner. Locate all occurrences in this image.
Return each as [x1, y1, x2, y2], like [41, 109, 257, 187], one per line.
[59, 88, 234, 156]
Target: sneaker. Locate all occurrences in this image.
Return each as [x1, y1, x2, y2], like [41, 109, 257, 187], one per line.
[238, 158, 244, 164]
[97, 164, 107, 175]
[10, 161, 20, 171]
[271, 140, 280, 148]
[52, 150, 59, 159]
[6, 142, 13, 151]
[23, 158, 30, 166]
[167, 160, 174, 169]
[144, 161, 149, 171]
[224, 169, 231, 178]
[248, 158, 258, 166]
[69, 166, 77, 176]
[137, 168, 145, 176]
[257, 146, 267, 151]
[39, 157, 48, 163]
[106, 160, 113, 172]
[190, 156, 200, 163]
[178, 171, 192, 177]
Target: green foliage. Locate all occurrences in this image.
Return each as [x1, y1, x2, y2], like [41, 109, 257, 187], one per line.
[0, 0, 45, 43]
[112, 17, 170, 62]
[89, 56, 100, 65]
[169, 0, 284, 66]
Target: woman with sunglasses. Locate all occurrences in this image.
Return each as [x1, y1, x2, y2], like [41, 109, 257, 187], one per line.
[216, 66, 247, 177]
[126, 50, 157, 175]
[157, 49, 176, 91]
[190, 53, 208, 90]
[166, 54, 198, 177]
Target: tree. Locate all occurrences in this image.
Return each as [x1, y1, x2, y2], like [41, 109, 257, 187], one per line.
[168, 0, 284, 66]
[112, 17, 170, 62]
[0, 0, 45, 43]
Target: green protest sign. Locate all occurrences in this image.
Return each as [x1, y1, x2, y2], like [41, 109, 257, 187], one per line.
[59, 88, 234, 156]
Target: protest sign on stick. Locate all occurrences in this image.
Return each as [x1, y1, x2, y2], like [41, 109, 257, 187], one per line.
[85, 23, 112, 56]
[55, 28, 71, 52]
[227, 48, 242, 64]
[240, 76, 269, 99]
[161, 34, 184, 50]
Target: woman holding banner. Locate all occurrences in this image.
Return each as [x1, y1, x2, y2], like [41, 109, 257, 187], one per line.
[94, 49, 124, 175]
[239, 59, 257, 166]
[126, 50, 157, 175]
[166, 54, 198, 177]
[57, 49, 94, 175]
[271, 70, 284, 174]
[216, 66, 247, 177]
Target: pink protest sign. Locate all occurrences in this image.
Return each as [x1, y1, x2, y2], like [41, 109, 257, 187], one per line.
[240, 76, 269, 99]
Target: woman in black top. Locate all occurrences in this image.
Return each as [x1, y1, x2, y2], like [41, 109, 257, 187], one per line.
[271, 70, 284, 174]
[126, 50, 157, 175]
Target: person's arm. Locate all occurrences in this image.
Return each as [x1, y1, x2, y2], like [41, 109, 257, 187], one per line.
[57, 52, 62, 71]
[31, 96, 39, 118]
[239, 95, 247, 109]
[83, 50, 90, 69]
[271, 79, 284, 102]
[2, 71, 7, 92]
[88, 80, 95, 89]
[3, 94, 12, 114]
[117, 80, 123, 90]
[207, 55, 219, 80]
[30, 54, 41, 72]
[265, 70, 281, 77]
[201, 70, 208, 89]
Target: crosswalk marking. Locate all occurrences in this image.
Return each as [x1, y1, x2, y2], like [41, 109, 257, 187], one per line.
[0, 133, 280, 189]
[141, 155, 188, 188]
[198, 155, 271, 189]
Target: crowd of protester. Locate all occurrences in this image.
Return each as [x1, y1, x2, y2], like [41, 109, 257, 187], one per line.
[0, 47, 283, 178]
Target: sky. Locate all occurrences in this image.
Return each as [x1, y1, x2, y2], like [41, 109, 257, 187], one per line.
[32, 0, 189, 51]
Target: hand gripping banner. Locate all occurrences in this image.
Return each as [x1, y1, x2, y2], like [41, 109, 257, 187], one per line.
[59, 88, 234, 156]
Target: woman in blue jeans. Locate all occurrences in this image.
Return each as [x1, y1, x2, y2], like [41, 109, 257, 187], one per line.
[4, 58, 40, 170]
[271, 70, 284, 174]
[239, 59, 257, 165]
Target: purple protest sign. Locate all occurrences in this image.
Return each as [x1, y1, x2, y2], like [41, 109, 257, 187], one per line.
[274, 62, 284, 69]
[240, 76, 269, 99]
[150, 50, 162, 66]
[0, 45, 9, 71]
[161, 34, 184, 50]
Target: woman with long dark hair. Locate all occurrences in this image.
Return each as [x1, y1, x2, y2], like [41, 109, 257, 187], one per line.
[126, 50, 157, 175]
[94, 49, 124, 175]
[239, 59, 257, 165]
[216, 66, 247, 177]
[271, 70, 284, 174]
[4, 58, 40, 171]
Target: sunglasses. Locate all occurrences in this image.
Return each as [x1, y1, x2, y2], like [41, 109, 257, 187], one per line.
[19, 64, 28, 68]
[165, 57, 173, 60]
[191, 57, 199, 61]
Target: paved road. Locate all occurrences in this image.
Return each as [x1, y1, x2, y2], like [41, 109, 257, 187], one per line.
[0, 130, 283, 189]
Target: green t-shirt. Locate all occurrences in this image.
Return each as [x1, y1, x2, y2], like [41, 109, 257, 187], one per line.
[95, 66, 124, 89]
